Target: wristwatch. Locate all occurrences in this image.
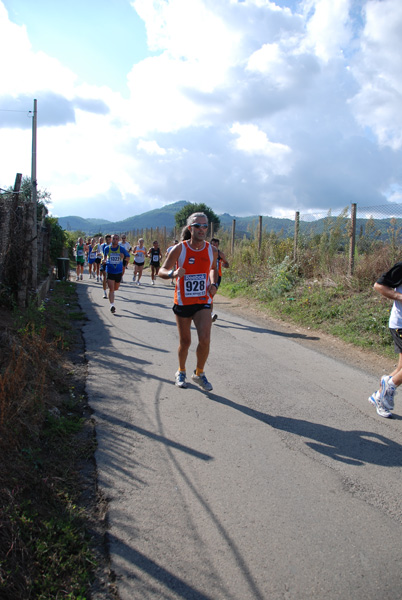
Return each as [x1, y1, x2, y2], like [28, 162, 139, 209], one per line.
[168, 269, 175, 278]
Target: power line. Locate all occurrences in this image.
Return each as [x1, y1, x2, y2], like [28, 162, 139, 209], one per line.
[0, 188, 20, 194]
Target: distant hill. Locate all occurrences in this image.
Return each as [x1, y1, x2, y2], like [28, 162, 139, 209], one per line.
[56, 201, 402, 241]
[57, 201, 188, 235]
[111, 200, 189, 231]
[57, 216, 113, 233]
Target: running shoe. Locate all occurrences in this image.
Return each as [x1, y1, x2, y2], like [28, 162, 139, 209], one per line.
[211, 313, 218, 322]
[368, 391, 392, 418]
[133, 275, 136, 282]
[103, 292, 107, 299]
[175, 370, 187, 388]
[152, 280, 155, 285]
[191, 371, 213, 391]
[380, 375, 396, 411]
[110, 305, 116, 314]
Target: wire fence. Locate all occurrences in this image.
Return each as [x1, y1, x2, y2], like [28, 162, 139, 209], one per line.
[300, 203, 402, 221]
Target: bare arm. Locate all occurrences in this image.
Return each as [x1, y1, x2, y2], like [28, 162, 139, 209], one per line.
[158, 244, 184, 279]
[374, 282, 402, 302]
[208, 247, 219, 296]
[219, 250, 229, 268]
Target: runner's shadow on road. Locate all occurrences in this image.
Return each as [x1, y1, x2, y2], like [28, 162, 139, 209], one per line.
[121, 286, 175, 301]
[105, 535, 216, 600]
[122, 309, 176, 327]
[214, 318, 320, 341]
[209, 394, 402, 467]
[95, 409, 213, 462]
[119, 296, 171, 310]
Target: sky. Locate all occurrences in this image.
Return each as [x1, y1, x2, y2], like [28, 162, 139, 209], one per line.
[1, 0, 402, 222]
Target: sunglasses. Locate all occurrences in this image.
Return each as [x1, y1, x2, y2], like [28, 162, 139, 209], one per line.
[191, 223, 208, 229]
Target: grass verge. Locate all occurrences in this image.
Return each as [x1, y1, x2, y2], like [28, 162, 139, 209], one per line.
[219, 275, 394, 358]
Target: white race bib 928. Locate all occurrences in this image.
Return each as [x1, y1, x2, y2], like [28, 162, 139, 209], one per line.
[184, 273, 207, 297]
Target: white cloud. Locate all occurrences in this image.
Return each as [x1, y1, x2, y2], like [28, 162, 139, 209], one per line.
[302, 0, 352, 62]
[1, 0, 402, 221]
[387, 185, 402, 204]
[137, 140, 167, 155]
[349, 0, 402, 150]
[230, 122, 292, 175]
[0, 4, 77, 96]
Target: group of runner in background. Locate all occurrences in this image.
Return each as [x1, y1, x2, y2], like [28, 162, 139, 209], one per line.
[74, 235, 161, 283]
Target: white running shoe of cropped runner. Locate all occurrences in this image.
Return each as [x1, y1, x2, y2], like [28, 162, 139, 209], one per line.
[368, 391, 392, 418]
[380, 375, 396, 411]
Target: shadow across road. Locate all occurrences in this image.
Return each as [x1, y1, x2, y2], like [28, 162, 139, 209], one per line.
[209, 393, 402, 467]
[214, 317, 320, 341]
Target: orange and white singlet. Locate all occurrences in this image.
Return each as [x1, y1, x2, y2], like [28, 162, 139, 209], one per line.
[134, 245, 146, 263]
[174, 241, 215, 306]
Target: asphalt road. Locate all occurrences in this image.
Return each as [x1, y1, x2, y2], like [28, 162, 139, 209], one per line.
[77, 269, 402, 600]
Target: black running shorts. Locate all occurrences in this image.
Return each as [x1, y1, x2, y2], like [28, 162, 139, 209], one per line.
[107, 272, 123, 283]
[390, 328, 402, 353]
[173, 304, 211, 318]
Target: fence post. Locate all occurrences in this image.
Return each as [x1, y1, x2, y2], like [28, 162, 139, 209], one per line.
[31, 99, 38, 292]
[231, 219, 236, 254]
[293, 211, 299, 263]
[348, 203, 357, 277]
[258, 215, 262, 252]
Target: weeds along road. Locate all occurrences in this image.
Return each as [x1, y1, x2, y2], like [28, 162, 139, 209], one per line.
[77, 271, 402, 600]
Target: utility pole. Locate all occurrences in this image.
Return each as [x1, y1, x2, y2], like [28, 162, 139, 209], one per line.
[258, 215, 262, 252]
[31, 99, 38, 290]
[293, 211, 300, 263]
[231, 219, 236, 255]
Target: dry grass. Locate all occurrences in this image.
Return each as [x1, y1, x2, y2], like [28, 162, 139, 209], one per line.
[0, 282, 100, 600]
[0, 332, 52, 439]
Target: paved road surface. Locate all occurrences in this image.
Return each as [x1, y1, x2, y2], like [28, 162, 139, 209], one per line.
[77, 271, 402, 600]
